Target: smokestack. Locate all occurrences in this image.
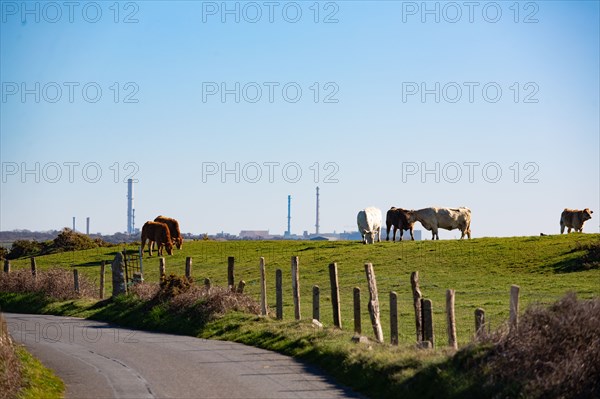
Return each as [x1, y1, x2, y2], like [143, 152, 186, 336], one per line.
[72, 217, 76, 232]
[286, 195, 291, 236]
[315, 186, 320, 235]
[86, 217, 90, 235]
[127, 179, 134, 234]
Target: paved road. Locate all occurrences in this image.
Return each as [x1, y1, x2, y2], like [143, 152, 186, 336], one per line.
[5, 313, 363, 399]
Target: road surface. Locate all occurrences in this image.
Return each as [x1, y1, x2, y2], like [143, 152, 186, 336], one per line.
[5, 313, 363, 399]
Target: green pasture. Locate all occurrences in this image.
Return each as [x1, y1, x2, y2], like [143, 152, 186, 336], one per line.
[5, 234, 599, 348]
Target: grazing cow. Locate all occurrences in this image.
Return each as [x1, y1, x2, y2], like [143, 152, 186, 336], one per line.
[357, 207, 382, 244]
[154, 215, 183, 249]
[407, 207, 471, 240]
[141, 221, 173, 256]
[386, 207, 415, 241]
[560, 208, 593, 234]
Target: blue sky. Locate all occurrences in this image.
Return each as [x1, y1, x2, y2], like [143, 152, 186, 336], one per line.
[1, 1, 598, 238]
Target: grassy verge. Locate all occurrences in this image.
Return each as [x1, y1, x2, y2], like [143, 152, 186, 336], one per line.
[15, 347, 64, 399]
[1, 311, 64, 399]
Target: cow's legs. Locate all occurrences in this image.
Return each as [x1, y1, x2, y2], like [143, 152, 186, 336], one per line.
[560, 223, 565, 234]
[409, 226, 415, 241]
[376, 228, 381, 243]
[386, 222, 392, 241]
[392, 226, 398, 242]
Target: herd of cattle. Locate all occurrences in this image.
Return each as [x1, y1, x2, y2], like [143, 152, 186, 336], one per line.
[357, 206, 594, 244]
[139, 208, 594, 255]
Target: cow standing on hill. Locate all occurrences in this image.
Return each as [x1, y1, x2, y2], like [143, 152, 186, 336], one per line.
[141, 221, 173, 256]
[560, 208, 593, 234]
[154, 216, 183, 249]
[357, 207, 382, 244]
[386, 207, 415, 241]
[407, 207, 471, 240]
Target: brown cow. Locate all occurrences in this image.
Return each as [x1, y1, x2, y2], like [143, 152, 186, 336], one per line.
[385, 207, 415, 241]
[560, 208, 593, 234]
[141, 221, 173, 256]
[154, 215, 183, 249]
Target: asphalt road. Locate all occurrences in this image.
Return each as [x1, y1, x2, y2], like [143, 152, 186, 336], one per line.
[4, 313, 363, 399]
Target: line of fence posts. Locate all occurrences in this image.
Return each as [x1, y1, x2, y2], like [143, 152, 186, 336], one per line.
[92, 254, 521, 348]
[5, 251, 525, 349]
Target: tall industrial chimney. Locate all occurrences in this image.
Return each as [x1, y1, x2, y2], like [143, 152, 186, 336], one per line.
[127, 179, 135, 234]
[86, 217, 90, 235]
[315, 186, 320, 235]
[286, 195, 291, 237]
[72, 217, 76, 232]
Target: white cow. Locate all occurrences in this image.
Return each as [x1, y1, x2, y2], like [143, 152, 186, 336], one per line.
[407, 207, 471, 240]
[357, 207, 382, 244]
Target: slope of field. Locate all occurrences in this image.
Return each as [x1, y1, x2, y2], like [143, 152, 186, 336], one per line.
[4, 234, 599, 347]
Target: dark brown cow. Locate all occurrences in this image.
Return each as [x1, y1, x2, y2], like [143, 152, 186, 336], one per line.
[386, 207, 415, 241]
[560, 208, 593, 234]
[141, 221, 173, 256]
[154, 215, 183, 249]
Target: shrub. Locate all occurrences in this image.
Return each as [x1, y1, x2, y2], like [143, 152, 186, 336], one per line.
[483, 293, 600, 398]
[52, 228, 99, 252]
[6, 240, 45, 259]
[158, 274, 193, 301]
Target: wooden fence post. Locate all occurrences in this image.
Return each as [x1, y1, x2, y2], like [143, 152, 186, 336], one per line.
[422, 298, 434, 348]
[353, 287, 361, 335]
[73, 269, 80, 293]
[329, 262, 342, 328]
[123, 251, 130, 285]
[411, 271, 423, 342]
[138, 246, 144, 276]
[276, 269, 283, 320]
[227, 256, 235, 291]
[185, 257, 192, 279]
[159, 257, 166, 279]
[3, 260, 10, 273]
[260, 257, 267, 316]
[446, 289, 457, 350]
[100, 261, 106, 299]
[237, 280, 246, 294]
[30, 257, 37, 278]
[365, 263, 384, 343]
[510, 285, 520, 332]
[292, 256, 301, 320]
[475, 308, 485, 339]
[204, 278, 211, 293]
[390, 291, 398, 346]
[312, 285, 320, 321]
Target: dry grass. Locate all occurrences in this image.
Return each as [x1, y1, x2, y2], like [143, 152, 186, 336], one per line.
[0, 312, 22, 399]
[0, 268, 97, 300]
[129, 277, 260, 322]
[483, 293, 600, 398]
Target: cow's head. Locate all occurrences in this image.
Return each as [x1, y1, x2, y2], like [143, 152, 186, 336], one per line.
[165, 242, 174, 255]
[406, 210, 418, 224]
[583, 208, 593, 221]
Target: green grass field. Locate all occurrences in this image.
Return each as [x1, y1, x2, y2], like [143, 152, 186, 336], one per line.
[5, 234, 600, 348]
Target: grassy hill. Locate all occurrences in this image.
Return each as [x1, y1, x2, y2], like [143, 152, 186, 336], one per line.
[4, 234, 599, 347]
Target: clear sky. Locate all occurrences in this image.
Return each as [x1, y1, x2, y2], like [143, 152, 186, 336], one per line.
[1, 1, 599, 238]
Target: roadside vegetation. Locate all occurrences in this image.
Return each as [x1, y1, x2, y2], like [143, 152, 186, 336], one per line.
[1, 234, 599, 398]
[0, 312, 64, 399]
